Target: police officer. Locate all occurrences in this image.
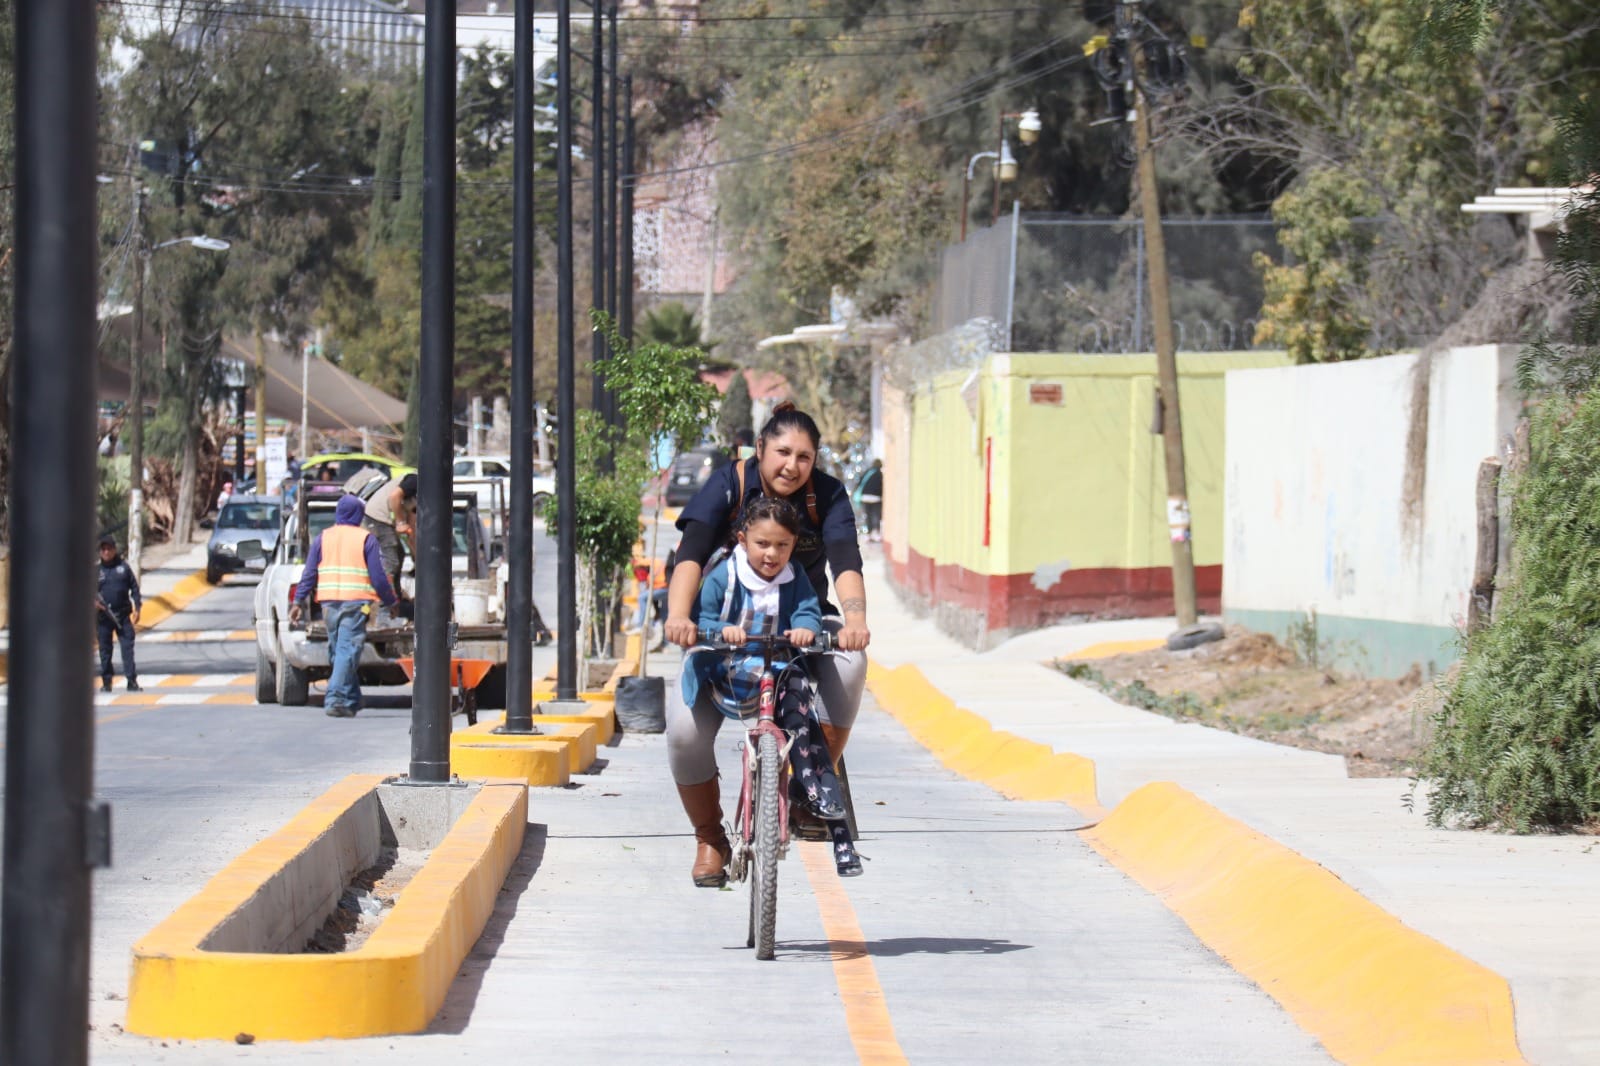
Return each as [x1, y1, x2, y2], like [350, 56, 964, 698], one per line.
[96, 534, 141, 693]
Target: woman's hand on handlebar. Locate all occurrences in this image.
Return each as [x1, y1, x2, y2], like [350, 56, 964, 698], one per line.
[836, 619, 871, 652]
[664, 615, 700, 648]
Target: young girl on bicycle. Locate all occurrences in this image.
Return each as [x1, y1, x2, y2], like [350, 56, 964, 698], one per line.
[681, 495, 863, 879]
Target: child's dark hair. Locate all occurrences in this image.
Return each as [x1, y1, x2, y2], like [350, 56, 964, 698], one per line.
[738, 494, 802, 536]
[758, 400, 821, 451]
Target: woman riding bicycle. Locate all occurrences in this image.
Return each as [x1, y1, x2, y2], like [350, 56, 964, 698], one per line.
[664, 403, 872, 887]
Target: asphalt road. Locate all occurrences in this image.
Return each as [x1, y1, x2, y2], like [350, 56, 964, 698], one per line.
[12, 516, 1331, 1063]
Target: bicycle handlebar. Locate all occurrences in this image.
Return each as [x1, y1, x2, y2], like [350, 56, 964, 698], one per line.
[691, 629, 838, 655]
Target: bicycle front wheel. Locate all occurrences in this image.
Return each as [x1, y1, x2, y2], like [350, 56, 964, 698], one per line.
[752, 730, 781, 960]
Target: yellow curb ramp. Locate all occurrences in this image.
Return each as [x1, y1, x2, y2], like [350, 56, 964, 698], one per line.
[452, 718, 597, 775]
[126, 773, 527, 1041]
[864, 660, 1527, 1065]
[138, 570, 215, 631]
[1061, 638, 1166, 661]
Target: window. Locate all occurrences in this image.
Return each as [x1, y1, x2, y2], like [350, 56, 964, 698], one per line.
[482, 461, 509, 477]
[218, 503, 280, 531]
[453, 460, 475, 476]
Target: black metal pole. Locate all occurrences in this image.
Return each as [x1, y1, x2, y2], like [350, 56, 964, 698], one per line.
[3, 4, 99, 1064]
[620, 76, 635, 354]
[410, 0, 455, 783]
[589, 1, 606, 416]
[556, 0, 579, 701]
[605, 6, 620, 432]
[606, 6, 618, 317]
[504, 0, 537, 733]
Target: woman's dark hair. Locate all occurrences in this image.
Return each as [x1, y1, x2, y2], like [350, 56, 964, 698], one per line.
[758, 400, 821, 451]
[738, 494, 802, 536]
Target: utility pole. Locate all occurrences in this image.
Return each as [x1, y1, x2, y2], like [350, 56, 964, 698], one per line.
[253, 331, 267, 487]
[701, 206, 718, 342]
[126, 186, 147, 579]
[1125, 0, 1197, 626]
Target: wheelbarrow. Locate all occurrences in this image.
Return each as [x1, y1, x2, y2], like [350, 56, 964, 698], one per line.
[396, 657, 496, 726]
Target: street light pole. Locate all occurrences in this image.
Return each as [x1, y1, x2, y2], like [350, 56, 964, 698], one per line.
[589, 1, 608, 421]
[3, 4, 101, 1063]
[503, 0, 539, 734]
[556, 0, 579, 701]
[410, 0, 456, 784]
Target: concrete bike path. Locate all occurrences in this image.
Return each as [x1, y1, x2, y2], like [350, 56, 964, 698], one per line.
[861, 557, 1598, 1064]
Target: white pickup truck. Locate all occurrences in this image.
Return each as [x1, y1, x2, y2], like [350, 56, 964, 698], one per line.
[452, 454, 555, 520]
[246, 483, 511, 707]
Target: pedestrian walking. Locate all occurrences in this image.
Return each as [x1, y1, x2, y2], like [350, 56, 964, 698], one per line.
[289, 495, 398, 718]
[361, 472, 417, 596]
[95, 534, 141, 692]
[856, 460, 884, 542]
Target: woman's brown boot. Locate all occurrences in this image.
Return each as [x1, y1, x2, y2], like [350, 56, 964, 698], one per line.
[676, 779, 731, 887]
[820, 723, 852, 768]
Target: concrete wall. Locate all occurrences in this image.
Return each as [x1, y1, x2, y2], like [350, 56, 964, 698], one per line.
[887, 350, 1290, 647]
[1223, 345, 1521, 678]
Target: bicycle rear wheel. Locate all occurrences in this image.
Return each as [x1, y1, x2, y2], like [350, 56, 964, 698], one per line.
[752, 731, 781, 960]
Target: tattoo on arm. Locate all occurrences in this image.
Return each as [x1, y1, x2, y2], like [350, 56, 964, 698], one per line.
[841, 597, 867, 615]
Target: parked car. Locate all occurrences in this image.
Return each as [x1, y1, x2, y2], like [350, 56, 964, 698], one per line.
[206, 495, 281, 584]
[452, 454, 555, 515]
[664, 445, 732, 506]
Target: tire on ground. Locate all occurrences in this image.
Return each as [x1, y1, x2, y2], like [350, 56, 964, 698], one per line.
[1166, 621, 1225, 652]
[255, 644, 278, 704]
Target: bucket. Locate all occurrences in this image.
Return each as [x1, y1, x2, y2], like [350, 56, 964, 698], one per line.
[454, 580, 491, 626]
[614, 675, 666, 733]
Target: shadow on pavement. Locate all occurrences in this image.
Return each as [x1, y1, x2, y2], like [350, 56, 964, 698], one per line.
[429, 823, 548, 1034]
[781, 936, 1033, 959]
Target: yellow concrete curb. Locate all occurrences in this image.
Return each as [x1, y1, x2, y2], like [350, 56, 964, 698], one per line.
[453, 740, 570, 787]
[1085, 784, 1526, 1066]
[127, 774, 528, 1041]
[452, 718, 597, 774]
[138, 570, 215, 631]
[863, 661, 1528, 1066]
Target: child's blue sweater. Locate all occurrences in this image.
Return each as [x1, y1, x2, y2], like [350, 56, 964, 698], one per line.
[681, 555, 823, 707]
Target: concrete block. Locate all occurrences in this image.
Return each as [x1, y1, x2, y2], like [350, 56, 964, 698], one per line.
[376, 779, 479, 850]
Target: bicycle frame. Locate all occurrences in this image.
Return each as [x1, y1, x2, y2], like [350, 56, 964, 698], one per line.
[734, 667, 795, 874]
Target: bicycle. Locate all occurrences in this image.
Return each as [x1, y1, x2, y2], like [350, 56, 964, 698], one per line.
[687, 627, 852, 960]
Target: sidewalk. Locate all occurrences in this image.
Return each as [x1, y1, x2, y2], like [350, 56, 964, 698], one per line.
[861, 549, 1598, 1065]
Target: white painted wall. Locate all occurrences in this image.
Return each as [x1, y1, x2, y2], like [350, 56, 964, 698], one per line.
[1224, 345, 1520, 647]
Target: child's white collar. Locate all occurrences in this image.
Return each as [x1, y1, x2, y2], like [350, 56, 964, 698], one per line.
[732, 544, 793, 592]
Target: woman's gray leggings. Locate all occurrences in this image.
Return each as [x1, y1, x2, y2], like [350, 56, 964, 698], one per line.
[667, 619, 867, 786]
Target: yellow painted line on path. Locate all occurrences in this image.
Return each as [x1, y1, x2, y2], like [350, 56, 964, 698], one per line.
[158, 674, 203, 688]
[864, 660, 1527, 1066]
[799, 842, 909, 1066]
[1061, 638, 1166, 660]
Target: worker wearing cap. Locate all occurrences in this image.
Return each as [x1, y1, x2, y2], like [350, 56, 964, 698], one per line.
[95, 535, 141, 693]
[290, 495, 398, 718]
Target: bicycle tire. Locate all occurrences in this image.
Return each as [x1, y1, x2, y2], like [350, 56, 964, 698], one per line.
[753, 731, 781, 960]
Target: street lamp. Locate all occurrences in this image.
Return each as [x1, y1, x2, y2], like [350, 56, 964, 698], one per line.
[959, 108, 1040, 241]
[126, 222, 230, 580]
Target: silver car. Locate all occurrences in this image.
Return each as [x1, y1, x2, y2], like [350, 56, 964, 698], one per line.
[206, 495, 281, 584]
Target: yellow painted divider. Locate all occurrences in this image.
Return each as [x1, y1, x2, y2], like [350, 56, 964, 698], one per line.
[127, 774, 527, 1040]
[138, 571, 216, 630]
[864, 661, 1527, 1065]
[452, 737, 570, 786]
[1086, 784, 1525, 1066]
[451, 719, 596, 775]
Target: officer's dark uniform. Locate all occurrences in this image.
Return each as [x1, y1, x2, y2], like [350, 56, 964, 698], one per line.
[97, 540, 142, 691]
